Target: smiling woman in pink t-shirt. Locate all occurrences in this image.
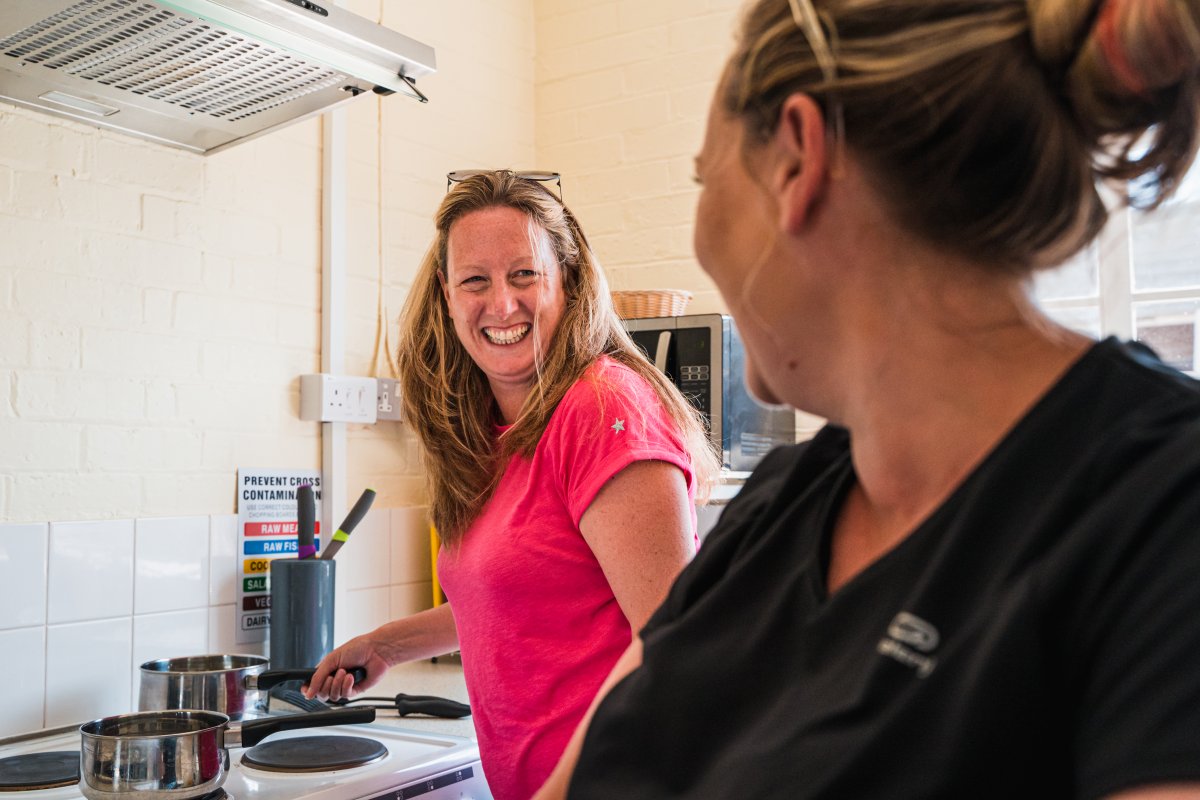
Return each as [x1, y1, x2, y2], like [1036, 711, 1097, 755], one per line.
[304, 169, 719, 800]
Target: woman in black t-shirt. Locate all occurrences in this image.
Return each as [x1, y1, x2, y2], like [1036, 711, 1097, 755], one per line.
[533, 0, 1200, 798]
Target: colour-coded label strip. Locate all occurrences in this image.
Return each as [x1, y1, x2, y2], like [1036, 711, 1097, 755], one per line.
[244, 538, 321, 556]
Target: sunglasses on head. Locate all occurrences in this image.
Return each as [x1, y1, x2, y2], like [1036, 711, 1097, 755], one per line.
[446, 169, 563, 202]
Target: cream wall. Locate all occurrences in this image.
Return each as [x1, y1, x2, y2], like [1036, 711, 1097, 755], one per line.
[531, 0, 824, 440]
[534, 0, 744, 314]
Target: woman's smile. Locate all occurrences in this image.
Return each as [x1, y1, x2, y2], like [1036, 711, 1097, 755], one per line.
[483, 322, 532, 345]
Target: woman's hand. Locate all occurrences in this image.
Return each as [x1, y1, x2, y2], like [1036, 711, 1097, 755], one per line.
[302, 604, 460, 701]
[302, 633, 393, 701]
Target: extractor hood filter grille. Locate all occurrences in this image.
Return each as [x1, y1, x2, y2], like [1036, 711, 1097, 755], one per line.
[0, 0, 346, 122]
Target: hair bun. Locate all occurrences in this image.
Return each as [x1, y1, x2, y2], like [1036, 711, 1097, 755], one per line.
[1030, 0, 1200, 206]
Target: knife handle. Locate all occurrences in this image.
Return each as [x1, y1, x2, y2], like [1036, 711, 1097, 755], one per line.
[322, 488, 376, 560]
[296, 484, 316, 559]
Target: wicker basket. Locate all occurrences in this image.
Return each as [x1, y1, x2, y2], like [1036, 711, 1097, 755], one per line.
[611, 289, 693, 319]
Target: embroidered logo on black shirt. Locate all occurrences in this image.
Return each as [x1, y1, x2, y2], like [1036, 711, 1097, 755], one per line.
[877, 611, 939, 678]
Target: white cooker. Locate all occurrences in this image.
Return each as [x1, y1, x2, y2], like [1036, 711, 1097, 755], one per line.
[0, 720, 492, 799]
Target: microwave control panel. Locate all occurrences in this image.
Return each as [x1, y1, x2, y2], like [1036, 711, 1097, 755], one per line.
[673, 327, 713, 428]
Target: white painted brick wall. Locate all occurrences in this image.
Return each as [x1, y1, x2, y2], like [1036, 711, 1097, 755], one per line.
[0, 0, 536, 524]
[533, 0, 817, 441]
[534, 0, 744, 314]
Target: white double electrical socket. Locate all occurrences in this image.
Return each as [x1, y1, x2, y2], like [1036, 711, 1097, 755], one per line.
[299, 374, 379, 423]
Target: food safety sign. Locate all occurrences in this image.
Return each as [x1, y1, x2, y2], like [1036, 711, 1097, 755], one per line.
[235, 468, 322, 643]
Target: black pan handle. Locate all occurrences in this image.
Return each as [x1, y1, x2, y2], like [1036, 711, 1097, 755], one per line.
[235, 707, 376, 749]
[332, 692, 471, 719]
[255, 667, 367, 692]
[394, 693, 471, 719]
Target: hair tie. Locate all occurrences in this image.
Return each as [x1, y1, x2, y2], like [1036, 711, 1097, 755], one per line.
[1095, 0, 1150, 96]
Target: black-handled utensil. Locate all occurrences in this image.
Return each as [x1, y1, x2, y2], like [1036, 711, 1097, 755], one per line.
[255, 667, 367, 692]
[322, 488, 376, 560]
[331, 692, 471, 719]
[238, 707, 377, 748]
[296, 483, 316, 559]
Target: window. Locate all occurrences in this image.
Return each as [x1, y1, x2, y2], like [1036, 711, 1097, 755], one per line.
[1034, 164, 1200, 375]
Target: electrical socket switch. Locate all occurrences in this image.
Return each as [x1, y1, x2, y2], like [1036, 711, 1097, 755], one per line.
[299, 374, 378, 423]
[376, 377, 402, 421]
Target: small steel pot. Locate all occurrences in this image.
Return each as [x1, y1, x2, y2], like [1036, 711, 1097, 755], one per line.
[78, 706, 375, 800]
[138, 654, 363, 719]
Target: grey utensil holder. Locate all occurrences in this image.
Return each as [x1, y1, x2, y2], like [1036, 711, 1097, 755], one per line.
[269, 558, 335, 670]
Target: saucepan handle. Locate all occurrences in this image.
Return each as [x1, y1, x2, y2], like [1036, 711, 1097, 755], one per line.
[231, 707, 377, 749]
[253, 667, 367, 692]
[330, 692, 472, 719]
[394, 693, 472, 719]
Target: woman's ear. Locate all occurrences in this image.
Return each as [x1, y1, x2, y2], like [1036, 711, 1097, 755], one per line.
[772, 93, 829, 234]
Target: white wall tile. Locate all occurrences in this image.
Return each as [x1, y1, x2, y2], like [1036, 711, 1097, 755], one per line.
[48, 519, 134, 624]
[132, 608, 209, 704]
[0, 522, 48, 630]
[133, 608, 209, 667]
[46, 617, 132, 727]
[135, 516, 210, 614]
[390, 506, 433, 585]
[390, 582, 434, 620]
[0, 626, 45, 736]
[340, 587, 391, 643]
[208, 604, 266, 657]
[209, 514, 238, 606]
[338, 510, 390, 590]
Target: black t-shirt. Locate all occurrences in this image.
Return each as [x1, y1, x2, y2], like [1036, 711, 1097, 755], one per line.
[569, 338, 1200, 799]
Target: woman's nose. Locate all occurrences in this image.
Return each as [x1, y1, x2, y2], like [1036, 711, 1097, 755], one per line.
[488, 284, 519, 318]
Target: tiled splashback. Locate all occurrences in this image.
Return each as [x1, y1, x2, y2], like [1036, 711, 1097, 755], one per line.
[0, 507, 434, 737]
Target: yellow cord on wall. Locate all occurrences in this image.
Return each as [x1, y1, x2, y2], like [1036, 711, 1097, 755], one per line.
[430, 523, 446, 607]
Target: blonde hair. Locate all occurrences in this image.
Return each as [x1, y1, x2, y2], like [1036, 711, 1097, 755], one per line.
[398, 170, 718, 543]
[723, 0, 1200, 270]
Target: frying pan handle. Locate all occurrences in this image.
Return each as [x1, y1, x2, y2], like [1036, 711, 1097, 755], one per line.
[255, 667, 367, 691]
[394, 693, 472, 719]
[233, 707, 377, 749]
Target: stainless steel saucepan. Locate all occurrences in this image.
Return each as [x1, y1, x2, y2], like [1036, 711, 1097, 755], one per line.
[78, 706, 375, 800]
[138, 654, 365, 719]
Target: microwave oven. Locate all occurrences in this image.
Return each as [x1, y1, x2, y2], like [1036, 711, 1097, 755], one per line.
[622, 313, 796, 471]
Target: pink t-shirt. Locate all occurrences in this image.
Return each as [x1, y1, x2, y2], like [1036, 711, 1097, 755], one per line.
[436, 356, 695, 800]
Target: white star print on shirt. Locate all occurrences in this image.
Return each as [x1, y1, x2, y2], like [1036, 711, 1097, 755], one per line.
[611, 418, 625, 433]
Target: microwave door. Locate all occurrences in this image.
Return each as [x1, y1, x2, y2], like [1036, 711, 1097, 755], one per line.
[653, 331, 671, 374]
[629, 329, 678, 383]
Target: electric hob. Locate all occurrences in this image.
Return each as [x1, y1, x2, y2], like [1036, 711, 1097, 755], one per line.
[0, 721, 491, 799]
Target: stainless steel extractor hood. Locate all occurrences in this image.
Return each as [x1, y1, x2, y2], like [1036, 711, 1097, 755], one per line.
[0, 0, 436, 154]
